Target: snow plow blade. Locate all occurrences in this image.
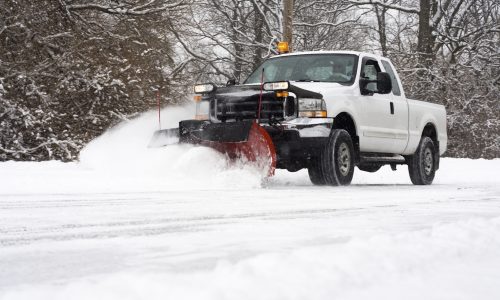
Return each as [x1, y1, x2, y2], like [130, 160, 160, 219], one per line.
[149, 120, 276, 176]
[148, 128, 180, 147]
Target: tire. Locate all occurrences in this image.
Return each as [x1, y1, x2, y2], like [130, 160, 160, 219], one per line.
[357, 164, 382, 173]
[320, 129, 355, 186]
[308, 158, 326, 185]
[407, 136, 436, 185]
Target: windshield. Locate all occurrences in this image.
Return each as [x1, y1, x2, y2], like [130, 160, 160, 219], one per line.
[244, 54, 358, 85]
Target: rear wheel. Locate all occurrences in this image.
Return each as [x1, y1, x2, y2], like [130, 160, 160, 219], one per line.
[407, 136, 436, 185]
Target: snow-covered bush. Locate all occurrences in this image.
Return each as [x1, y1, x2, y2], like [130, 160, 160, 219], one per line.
[0, 0, 191, 161]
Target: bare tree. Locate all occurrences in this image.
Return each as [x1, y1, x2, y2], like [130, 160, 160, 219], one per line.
[0, 0, 189, 161]
[283, 0, 294, 49]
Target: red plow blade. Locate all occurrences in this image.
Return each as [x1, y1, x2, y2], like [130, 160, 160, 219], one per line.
[200, 121, 277, 176]
[150, 120, 277, 176]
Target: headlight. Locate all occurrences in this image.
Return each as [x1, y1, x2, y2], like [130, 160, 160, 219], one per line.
[298, 98, 327, 118]
[263, 81, 289, 91]
[194, 83, 215, 94]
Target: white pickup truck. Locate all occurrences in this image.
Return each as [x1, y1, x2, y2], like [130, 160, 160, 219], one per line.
[155, 50, 447, 186]
[243, 51, 447, 185]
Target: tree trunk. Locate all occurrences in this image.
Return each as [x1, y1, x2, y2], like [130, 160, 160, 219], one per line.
[417, 0, 434, 65]
[375, 5, 388, 57]
[252, 1, 265, 69]
[231, 3, 243, 81]
[283, 0, 294, 51]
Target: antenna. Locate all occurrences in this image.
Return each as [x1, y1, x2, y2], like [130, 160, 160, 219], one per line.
[257, 68, 265, 123]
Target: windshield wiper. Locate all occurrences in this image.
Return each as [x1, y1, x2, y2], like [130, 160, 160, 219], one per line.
[295, 79, 320, 82]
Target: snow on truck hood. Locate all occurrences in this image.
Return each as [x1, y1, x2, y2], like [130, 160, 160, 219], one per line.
[289, 81, 352, 96]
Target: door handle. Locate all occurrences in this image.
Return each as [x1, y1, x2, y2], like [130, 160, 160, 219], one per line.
[390, 102, 394, 114]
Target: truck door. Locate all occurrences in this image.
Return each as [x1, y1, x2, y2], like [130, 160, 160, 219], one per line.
[381, 59, 409, 153]
[357, 56, 406, 153]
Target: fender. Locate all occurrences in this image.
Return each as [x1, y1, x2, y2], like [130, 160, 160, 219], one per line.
[404, 112, 438, 155]
[323, 95, 361, 136]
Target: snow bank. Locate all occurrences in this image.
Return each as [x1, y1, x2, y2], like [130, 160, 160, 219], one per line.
[2, 217, 499, 300]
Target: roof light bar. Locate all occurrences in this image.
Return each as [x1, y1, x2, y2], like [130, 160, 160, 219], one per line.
[277, 41, 289, 54]
[194, 83, 215, 94]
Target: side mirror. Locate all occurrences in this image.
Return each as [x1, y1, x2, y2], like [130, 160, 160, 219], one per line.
[359, 72, 392, 95]
[377, 72, 392, 94]
[359, 78, 371, 95]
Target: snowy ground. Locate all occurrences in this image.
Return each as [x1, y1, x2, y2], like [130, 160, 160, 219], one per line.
[1, 107, 499, 300]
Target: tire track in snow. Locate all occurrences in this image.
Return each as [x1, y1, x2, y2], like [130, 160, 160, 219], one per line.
[0, 205, 368, 247]
[2, 192, 500, 248]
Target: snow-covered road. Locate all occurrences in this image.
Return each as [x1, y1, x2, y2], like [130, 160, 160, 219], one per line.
[1, 109, 499, 299]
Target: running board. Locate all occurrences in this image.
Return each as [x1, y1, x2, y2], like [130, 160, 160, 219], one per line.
[359, 154, 406, 164]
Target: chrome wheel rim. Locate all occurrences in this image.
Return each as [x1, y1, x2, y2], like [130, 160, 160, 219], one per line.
[424, 148, 433, 175]
[337, 142, 351, 176]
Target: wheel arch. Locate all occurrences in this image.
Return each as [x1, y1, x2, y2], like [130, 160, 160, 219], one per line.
[420, 122, 440, 170]
[422, 122, 438, 143]
[333, 112, 359, 162]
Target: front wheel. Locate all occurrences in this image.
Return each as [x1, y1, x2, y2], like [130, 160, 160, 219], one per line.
[308, 159, 326, 185]
[320, 129, 355, 186]
[407, 136, 437, 185]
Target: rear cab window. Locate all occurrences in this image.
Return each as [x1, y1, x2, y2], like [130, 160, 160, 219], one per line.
[381, 60, 401, 96]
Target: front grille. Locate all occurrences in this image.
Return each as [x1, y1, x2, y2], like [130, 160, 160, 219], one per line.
[211, 94, 285, 122]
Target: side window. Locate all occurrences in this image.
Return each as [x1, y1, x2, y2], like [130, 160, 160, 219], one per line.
[381, 60, 401, 96]
[361, 59, 381, 92]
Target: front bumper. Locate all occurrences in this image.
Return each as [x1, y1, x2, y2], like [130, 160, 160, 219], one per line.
[282, 117, 333, 126]
[264, 126, 329, 171]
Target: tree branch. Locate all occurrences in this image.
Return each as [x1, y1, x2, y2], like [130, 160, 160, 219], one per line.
[347, 0, 420, 14]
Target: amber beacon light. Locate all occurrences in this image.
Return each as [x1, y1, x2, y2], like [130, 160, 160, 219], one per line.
[277, 41, 289, 54]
